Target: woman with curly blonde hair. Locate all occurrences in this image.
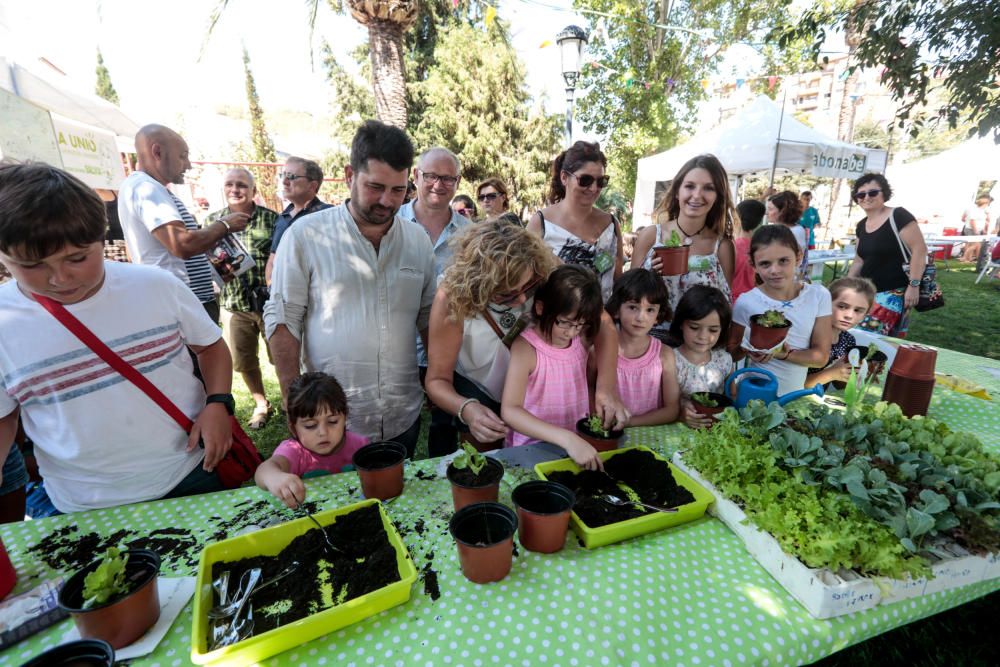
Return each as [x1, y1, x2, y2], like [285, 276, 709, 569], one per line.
[425, 220, 627, 455]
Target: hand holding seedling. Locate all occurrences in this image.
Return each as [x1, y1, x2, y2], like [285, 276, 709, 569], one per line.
[464, 402, 507, 443]
[266, 472, 307, 509]
[593, 387, 629, 432]
[681, 400, 715, 429]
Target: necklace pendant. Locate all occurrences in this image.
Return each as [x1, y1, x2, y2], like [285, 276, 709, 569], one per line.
[498, 311, 517, 329]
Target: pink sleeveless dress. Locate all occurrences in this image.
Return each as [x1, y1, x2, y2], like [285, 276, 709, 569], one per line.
[617, 337, 663, 417]
[506, 326, 590, 448]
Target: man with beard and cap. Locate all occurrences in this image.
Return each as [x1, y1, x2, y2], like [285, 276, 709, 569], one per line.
[264, 120, 435, 457]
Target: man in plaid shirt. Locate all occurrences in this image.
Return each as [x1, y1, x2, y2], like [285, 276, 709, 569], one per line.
[205, 168, 278, 429]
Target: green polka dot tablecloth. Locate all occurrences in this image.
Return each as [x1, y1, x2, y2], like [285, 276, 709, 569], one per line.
[1, 349, 998, 667]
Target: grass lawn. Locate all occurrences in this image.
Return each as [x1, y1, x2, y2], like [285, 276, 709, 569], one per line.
[233, 263, 1000, 666]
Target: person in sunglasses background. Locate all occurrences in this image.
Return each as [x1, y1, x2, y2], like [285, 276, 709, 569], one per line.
[527, 141, 623, 303]
[476, 178, 510, 218]
[847, 172, 927, 338]
[264, 157, 331, 284]
[451, 194, 477, 219]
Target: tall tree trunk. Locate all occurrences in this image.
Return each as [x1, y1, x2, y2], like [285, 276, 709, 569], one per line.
[368, 20, 408, 129]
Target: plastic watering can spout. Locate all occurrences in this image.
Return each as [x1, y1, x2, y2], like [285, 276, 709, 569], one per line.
[776, 383, 825, 406]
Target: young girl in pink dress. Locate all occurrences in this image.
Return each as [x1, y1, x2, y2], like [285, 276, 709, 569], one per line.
[501, 265, 606, 470]
[605, 269, 680, 426]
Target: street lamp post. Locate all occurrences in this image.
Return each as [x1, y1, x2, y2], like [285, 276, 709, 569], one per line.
[556, 25, 588, 147]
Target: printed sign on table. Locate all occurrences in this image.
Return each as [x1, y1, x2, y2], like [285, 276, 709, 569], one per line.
[51, 115, 126, 190]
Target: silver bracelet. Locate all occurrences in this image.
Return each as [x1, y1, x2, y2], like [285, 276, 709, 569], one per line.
[457, 398, 480, 425]
[219, 218, 231, 231]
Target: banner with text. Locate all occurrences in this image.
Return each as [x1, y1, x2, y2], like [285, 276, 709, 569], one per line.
[810, 144, 886, 178]
[51, 116, 126, 190]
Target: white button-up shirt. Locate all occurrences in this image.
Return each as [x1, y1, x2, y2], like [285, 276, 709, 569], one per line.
[264, 202, 436, 441]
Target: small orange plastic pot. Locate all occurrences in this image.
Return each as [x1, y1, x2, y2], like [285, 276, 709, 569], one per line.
[512, 481, 575, 553]
[450, 502, 517, 584]
[447, 457, 504, 511]
[575, 418, 623, 452]
[653, 245, 689, 276]
[353, 441, 406, 500]
[689, 392, 733, 422]
[748, 314, 791, 350]
[57, 549, 160, 650]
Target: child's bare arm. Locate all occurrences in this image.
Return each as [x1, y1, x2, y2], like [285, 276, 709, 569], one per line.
[628, 346, 681, 427]
[254, 455, 305, 509]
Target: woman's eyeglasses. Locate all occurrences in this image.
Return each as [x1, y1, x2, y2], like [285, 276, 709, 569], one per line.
[495, 276, 542, 306]
[854, 189, 882, 201]
[563, 171, 610, 189]
[478, 192, 501, 202]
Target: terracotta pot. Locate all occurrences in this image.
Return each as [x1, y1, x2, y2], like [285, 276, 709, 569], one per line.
[450, 502, 517, 583]
[22, 639, 115, 667]
[353, 441, 406, 500]
[748, 315, 791, 350]
[512, 481, 575, 553]
[57, 549, 160, 650]
[887, 344, 937, 381]
[0, 536, 16, 600]
[689, 392, 733, 419]
[447, 457, 504, 511]
[882, 373, 935, 418]
[575, 418, 624, 452]
[846, 345, 889, 379]
[653, 245, 690, 276]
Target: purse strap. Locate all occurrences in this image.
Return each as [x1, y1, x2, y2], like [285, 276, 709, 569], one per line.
[32, 294, 195, 433]
[885, 208, 912, 263]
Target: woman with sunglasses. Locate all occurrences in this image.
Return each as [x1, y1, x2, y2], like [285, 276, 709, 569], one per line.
[476, 178, 510, 218]
[425, 221, 628, 455]
[450, 194, 477, 219]
[846, 173, 927, 337]
[527, 141, 623, 302]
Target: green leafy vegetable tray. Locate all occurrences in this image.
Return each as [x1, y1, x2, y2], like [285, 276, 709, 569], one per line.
[673, 452, 1000, 619]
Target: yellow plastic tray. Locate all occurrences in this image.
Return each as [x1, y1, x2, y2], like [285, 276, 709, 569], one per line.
[190, 498, 417, 666]
[534, 446, 713, 549]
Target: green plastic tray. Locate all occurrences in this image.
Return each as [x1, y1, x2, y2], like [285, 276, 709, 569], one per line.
[534, 445, 713, 549]
[190, 498, 417, 666]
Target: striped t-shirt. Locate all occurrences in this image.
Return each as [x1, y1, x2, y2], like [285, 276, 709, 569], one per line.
[169, 193, 216, 304]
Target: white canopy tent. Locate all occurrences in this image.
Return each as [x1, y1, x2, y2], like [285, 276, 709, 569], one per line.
[633, 95, 888, 228]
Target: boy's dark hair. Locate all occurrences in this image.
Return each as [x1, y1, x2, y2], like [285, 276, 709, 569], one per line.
[606, 268, 671, 324]
[350, 120, 415, 173]
[533, 264, 604, 340]
[0, 162, 107, 261]
[749, 223, 800, 264]
[736, 199, 766, 233]
[286, 372, 349, 426]
[668, 285, 732, 349]
[852, 173, 892, 201]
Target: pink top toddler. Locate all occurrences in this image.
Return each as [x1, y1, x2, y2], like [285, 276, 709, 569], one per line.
[506, 326, 590, 448]
[272, 431, 369, 476]
[617, 336, 663, 417]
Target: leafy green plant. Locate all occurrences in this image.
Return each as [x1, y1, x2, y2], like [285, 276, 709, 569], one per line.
[452, 442, 487, 476]
[584, 414, 611, 438]
[690, 392, 718, 408]
[754, 309, 789, 328]
[82, 546, 130, 609]
[662, 229, 683, 248]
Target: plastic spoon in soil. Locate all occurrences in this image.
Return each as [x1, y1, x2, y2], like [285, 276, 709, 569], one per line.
[212, 571, 230, 607]
[600, 494, 679, 513]
[208, 567, 261, 619]
[213, 603, 255, 649]
[212, 568, 260, 644]
[290, 490, 342, 556]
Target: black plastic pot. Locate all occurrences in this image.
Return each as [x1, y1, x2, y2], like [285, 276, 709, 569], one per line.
[21, 639, 115, 666]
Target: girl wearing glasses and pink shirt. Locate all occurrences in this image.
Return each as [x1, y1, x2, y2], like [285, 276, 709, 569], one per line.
[528, 141, 624, 302]
[501, 265, 607, 470]
[846, 173, 927, 337]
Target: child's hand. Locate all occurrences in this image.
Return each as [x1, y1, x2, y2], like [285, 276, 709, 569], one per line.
[681, 400, 716, 430]
[266, 472, 307, 509]
[560, 433, 604, 471]
[828, 357, 853, 381]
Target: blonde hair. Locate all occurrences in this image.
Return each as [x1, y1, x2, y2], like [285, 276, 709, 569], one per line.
[828, 276, 877, 305]
[442, 220, 559, 321]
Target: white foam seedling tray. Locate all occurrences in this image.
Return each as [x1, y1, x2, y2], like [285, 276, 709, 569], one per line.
[672, 452, 999, 619]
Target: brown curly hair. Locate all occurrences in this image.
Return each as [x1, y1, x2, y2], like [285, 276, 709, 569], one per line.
[442, 220, 559, 322]
[768, 191, 804, 225]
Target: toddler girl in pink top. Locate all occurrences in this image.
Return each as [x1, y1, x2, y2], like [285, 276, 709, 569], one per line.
[502, 265, 606, 470]
[606, 269, 680, 426]
[255, 372, 368, 508]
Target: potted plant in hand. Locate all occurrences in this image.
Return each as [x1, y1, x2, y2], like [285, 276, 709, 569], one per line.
[652, 230, 690, 276]
[57, 547, 161, 650]
[576, 414, 624, 452]
[748, 309, 791, 350]
[689, 392, 732, 419]
[447, 442, 504, 511]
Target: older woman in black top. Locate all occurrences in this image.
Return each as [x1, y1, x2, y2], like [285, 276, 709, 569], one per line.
[846, 173, 928, 337]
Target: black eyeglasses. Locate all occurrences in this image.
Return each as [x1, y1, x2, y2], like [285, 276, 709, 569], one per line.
[280, 172, 306, 181]
[478, 192, 501, 202]
[420, 172, 459, 187]
[563, 170, 610, 189]
[854, 189, 882, 200]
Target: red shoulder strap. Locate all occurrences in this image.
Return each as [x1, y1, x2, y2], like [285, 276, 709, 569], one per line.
[32, 294, 195, 432]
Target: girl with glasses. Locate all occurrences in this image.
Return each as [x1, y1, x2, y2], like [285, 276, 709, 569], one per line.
[630, 154, 736, 336]
[501, 265, 606, 470]
[846, 173, 928, 337]
[527, 141, 623, 302]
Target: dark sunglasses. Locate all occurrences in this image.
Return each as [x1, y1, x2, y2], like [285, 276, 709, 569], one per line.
[478, 192, 501, 202]
[495, 275, 542, 306]
[280, 172, 307, 181]
[854, 188, 882, 201]
[564, 170, 610, 189]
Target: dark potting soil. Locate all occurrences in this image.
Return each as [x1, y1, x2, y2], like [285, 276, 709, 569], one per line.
[421, 562, 441, 601]
[546, 449, 694, 528]
[447, 459, 503, 487]
[209, 503, 400, 639]
[28, 524, 198, 571]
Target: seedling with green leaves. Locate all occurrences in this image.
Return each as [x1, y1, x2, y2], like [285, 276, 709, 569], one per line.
[452, 442, 487, 476]
[82, 546, 130, 608]
[690, 392, 718, 408]
[755, 310, 789, 328]
[585, 413, 611, 438]
[662, 229, 683, 248]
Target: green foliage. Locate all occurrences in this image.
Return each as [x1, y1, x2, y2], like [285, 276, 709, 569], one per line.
[94, 50, 119, 105]
[241, 47, 278, 209]
[452, 442, 487, 476]
[82, 547, 130, 609]
[690, 392, 718, 407]
[658, 229, 683, 249]
[585, 414, 611, 438]
[754, 309, 788, 328]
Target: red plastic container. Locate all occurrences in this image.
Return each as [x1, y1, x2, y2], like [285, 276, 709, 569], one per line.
[0, 536, 16, 600]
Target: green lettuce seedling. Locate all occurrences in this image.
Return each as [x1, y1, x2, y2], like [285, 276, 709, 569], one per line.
[452, 442, 487, 476]
[691, 392, 718, 408]
[82, 546, 130, 609]
[663, 229, 683, 248]
[755, 309, 788, 328]
[586, 414, 611, 438]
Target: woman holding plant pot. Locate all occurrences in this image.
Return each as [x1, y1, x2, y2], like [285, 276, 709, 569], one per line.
[425, 221, 629, 456]
[631, 155, 736, 333]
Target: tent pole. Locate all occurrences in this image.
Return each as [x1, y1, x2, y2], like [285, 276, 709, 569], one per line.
[768, 86, 788, 189]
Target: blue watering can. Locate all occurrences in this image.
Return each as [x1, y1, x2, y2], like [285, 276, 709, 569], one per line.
[724, 368, 824, 408]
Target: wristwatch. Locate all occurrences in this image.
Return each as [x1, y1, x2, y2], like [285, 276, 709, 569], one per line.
[206, 393, 236, 415]
[908, 279, 921, 287]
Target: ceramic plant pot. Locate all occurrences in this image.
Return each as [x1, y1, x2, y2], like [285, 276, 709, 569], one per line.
[353, 441, 407, 500]
[576, 418, 624, 452]
[689, 392, 733, 420]
[57, 549, 161, 650]
[748, 314, 791, 350]
[447, 457, 504, 511]
[450, 502, 517, 584]
[653, 245, 690, 276]
[21, 639, 115, 667]
[512, 481, 575, 553]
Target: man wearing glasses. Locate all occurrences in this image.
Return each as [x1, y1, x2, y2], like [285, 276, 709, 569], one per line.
[264, 157, 331, 284]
